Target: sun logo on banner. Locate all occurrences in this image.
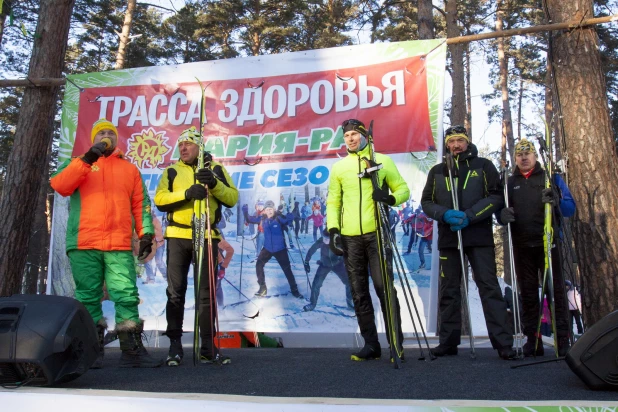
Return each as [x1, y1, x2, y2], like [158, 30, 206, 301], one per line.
[126, 128, 172, 169]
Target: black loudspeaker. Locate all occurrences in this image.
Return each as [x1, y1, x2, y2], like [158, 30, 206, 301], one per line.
[566, 310, 618, 391]
[0, 294, 99, 386]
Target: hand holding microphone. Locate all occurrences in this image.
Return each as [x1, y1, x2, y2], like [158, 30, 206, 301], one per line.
[83, 139, 111, 165]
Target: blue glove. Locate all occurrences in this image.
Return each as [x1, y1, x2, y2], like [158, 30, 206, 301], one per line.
[450, 217, 470, 231]
[443, 209, 466, 225]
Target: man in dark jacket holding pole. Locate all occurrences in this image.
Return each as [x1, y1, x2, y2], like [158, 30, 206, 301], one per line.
[498, 138, 575, 357]
[421, 125, 515, 360]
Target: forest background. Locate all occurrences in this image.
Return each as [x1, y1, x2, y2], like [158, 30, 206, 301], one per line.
[0, 0, 616, 327]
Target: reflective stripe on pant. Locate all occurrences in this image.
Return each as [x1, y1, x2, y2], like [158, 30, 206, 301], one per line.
[68, 249, 140, 325]
[438, 246, 513, 348]
[342, 233, 403, 348]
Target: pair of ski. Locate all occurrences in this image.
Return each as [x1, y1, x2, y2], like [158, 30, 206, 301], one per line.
[364, 121, 435, 368]
[191, 78, 222, 366]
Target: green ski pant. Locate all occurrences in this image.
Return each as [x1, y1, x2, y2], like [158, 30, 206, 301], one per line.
[68, 249, 140, 325]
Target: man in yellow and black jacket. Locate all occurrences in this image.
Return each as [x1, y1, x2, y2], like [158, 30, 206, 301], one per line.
[327, 119, 409, 362]
[421, 125, 515, 360]
[155, 127, 238, 366]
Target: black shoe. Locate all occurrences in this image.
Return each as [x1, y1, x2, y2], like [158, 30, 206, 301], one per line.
[402, 251, 411, 256]
[523, 336, 544, 357]
[558, 337, 571, 357]
[118, 324, 163, 368]
[255, 285, 267, 297]
[351, 344, 381, 361]
[291, 290, 304, 299]
[200, 353, 231, 365]
[498, 346, 517, 360]
[303, 303, 315, 312]
[430, 344, 458, 357]
[166, 338, 184, 366]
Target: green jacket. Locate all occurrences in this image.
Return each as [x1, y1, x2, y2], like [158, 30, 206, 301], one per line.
[154, 159, 238, 240]
[327, 145, 409, 236]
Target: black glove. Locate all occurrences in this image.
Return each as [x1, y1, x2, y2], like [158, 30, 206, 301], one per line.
[303, 261, 310, 274]
[500, 207, 516, 224]
[138, 234, 153, 261]
[195, 168, 217, 189]
[541, 188, 558, 206]
[372, 187, 396, 206]
[82, 142, 108, 165]
[185, 184, 207, 200]
[329, 228, 344, 256]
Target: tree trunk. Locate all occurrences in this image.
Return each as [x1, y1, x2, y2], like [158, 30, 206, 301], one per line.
[546, 1, 618, 325]
[517, 77, 523, 141]
[0, 0, 75, 296]
[23, 137, 53, 294]
[446, 0, 465, 125]
[417, 0, 434, 40]
[115, 0, 137, 70]
[496, 0, 515, 165]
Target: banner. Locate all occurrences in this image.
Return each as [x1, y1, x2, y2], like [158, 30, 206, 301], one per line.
[51, 40, 447, 335]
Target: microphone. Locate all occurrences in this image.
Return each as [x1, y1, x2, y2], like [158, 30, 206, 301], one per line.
[101, 137, 112, 149]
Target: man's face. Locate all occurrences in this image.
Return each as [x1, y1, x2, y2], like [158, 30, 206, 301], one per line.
[264, 207, 275, 218]
[93, 129, 117, 150]
[515, 150, 537, 173]
[179, 141, 199, 163]
[344, 130, 362, 152]
[446, 136, 468, 156]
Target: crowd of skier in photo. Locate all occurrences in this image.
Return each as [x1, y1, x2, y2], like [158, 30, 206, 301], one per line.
[50, 117, 585, 369]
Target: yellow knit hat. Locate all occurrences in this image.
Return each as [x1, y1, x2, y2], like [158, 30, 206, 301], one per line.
[91, 119, 118, 142]
[514, 138, 537, 155]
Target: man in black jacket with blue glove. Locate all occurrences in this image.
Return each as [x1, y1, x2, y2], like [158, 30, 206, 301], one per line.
[421, 125, 515, 360]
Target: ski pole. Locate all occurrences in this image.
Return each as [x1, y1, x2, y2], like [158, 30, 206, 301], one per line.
[503, 163, 524, 359]
[294, 231, 313, 292]
[365, 120, 404, 369]
[445, 153, 476, 359]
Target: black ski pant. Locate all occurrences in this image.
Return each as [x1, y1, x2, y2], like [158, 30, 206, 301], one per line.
[256, 248, 299, 293]
[438, 246, 513, 349]
[308, 262, 353, 307]
[342, 233, 403, 349]
[293, 218, 301, 237]
[165, 237, 219, 355]
[513, 245, 569, 339]
[569, 310, 583, 334]
[301, 219, 308, 234]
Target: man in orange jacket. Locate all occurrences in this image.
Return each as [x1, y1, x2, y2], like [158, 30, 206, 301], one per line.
[51, 118, 162, 369]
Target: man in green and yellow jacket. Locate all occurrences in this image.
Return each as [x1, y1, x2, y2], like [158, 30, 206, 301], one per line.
[155, 126, 238, 366]
[327, 119, 409, 362]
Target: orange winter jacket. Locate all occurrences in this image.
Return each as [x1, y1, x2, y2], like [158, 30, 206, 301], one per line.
[51, 149, 154, 252]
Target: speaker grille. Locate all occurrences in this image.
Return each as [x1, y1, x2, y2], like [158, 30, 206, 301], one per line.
[0, 363, 20, 384]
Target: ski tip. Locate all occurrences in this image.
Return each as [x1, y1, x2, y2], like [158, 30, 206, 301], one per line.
[243, 311, 260, 319]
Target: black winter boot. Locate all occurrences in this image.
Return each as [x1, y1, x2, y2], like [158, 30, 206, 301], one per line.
[558, 336, 571, 357]
[255, 285, 267, 297]
[351, 344, 381, 361]
[166, 337, 184, 366]
[91, 318, 107, 369]
[430, 344, 458, 357]
[117, 320, 163, 368]
[523, 334, 544, 357]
